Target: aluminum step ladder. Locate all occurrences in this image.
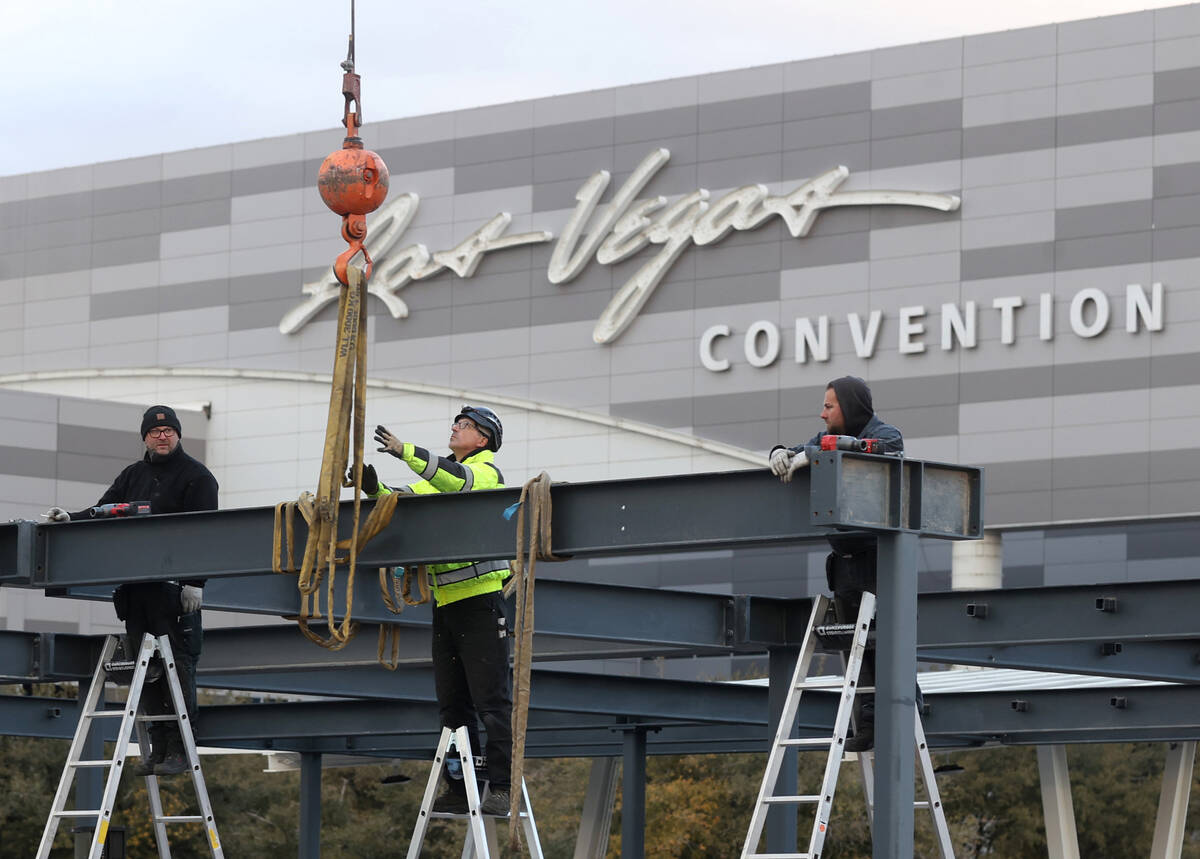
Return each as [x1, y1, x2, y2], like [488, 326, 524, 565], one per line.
[406, 725, 543, 859]
[37, 633, 223, 859]
[741, 593, 954, 859]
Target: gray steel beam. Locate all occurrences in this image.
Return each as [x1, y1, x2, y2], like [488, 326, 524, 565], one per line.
[921, 640, 1200, 684]
[924, 685, 1200, 744]
[47, 578, 1200, 663]
[917, 581, 1200, 647]
[197, 667, 784, 727]
[9, 458, 980, 590]
[9, 687, 1200, 752]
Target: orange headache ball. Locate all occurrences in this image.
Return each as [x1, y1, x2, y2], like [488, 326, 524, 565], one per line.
[318, 142, 390, 217]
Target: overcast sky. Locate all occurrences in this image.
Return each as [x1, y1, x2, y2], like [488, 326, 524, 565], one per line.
[0, 0, 1187, 176]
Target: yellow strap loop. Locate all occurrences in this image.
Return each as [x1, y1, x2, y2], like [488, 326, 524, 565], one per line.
[505, 471, 565, 846]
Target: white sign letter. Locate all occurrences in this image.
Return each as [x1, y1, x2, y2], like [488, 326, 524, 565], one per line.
[899, 306, 926, 354]
[992, 296, 1024, 345]
[941, 301, 977, 351]
[1039, 293, 1054, 341]
[744, 321, 780, 368]
[1126, 282, 1164, 333]
[847, 310, 882, 358]
[795, 315, 829, 363]
[700, 324, 732, 372]
[1070, 288, 1109, 338]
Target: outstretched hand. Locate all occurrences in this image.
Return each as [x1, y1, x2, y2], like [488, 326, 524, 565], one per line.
[374, 425, 403, 459]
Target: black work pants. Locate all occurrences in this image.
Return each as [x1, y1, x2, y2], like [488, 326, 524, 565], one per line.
[432, 591, 513, 791]
[115, 583, 203, 751]
[827, 550, 923, 729]
[828, 551, 878, 727]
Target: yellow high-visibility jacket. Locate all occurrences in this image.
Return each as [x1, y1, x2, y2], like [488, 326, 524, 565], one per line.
[373, 444, 510, 606]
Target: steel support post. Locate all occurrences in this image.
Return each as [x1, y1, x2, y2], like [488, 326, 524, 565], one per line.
[72, 676, 103, 859]
[1150, 741, 1196, 859]
[765, 645, 800, 855]
[1036, 745, 1080, 859]
[621, 727, 647, 859]
[873, 530, 918, 859]
[574, 757, 619, 859]
[299, 751, 322, 859]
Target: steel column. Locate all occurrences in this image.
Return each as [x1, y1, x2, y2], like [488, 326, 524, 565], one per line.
[299, 751, 322, 859]
[764, 645, 799, 855]
[620, 727, 648, 859]
[873, 530, 918, 859]
[1036, 745, 1080, 859]
[574, 757, 618, 859]
[1150, 741, 1196, 859]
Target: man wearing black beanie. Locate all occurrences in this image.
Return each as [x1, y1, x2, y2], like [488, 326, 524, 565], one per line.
[44, 404, 217, 775]
[767, 376, 904, 752]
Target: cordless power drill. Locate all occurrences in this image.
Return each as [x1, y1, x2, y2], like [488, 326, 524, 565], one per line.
[819, 435, 887, 454]
[89, 501, 152, 518]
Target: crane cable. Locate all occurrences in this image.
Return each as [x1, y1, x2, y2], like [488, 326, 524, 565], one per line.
[272, 0, 392, 653]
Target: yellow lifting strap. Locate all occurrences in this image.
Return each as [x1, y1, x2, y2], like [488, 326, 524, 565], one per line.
[504, 471, 565, 847]
[270, 264, 403, 652]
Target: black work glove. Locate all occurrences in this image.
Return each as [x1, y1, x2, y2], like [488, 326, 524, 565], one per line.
[346, 464, 381, 496]
[374, 424, 404, 459]
[361, 464, 379, 495]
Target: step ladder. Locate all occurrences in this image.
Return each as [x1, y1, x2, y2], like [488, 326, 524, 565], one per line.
[741, 593, 954, 859]
[37, 633, 223, 859]
[406, 725, 543, 858]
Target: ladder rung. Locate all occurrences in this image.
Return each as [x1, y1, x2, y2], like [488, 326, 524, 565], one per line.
[70, 760, 115, 768]
[138, 714, 179, 722]
[53, 809, 102, 817]
[797, 680, 875, 693]
[86, 710, 126, 718]
[796, 679, 844, 689]
[157, 815, 206, 823]
[779, 737, 835, 747]
[745, 853, 816, 858]
[763, 795, 822, 804]
[428, 809, 532, 820]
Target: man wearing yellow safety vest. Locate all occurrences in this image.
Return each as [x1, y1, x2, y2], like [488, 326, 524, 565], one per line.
[369, 406, 514, 816]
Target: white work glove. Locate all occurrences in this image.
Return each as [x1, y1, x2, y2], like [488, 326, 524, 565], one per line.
[780, 450, 810, 484]
[768, 448, 793, 477]
[181, 586, 203, 613]
[43, 507, 70, 522]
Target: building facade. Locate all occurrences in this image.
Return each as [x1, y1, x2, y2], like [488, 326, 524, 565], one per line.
[3, 4, 1200, 634]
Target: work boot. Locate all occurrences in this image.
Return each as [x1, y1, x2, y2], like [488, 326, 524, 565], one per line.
[480, 789, 511, 816]
[845, 697, 874, 753]
[153, 736, 189, 776]
[845, 725, 874, 753]
[432, 787, 468, 814]
[132, 745, 165, 777]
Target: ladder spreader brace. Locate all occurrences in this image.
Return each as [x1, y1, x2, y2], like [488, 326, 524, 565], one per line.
[37, 632, 223, 859]
[741, 593, 954, 859]
[407, 725, 543, 859]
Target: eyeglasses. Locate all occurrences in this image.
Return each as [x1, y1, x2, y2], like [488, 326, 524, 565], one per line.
[147, 428, 177, 438]
[451, 419, 479, 431]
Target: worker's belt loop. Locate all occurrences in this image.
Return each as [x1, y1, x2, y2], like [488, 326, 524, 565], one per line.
[433, 559, 509, 586]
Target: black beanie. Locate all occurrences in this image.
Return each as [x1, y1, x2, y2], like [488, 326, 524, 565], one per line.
[827, 376, 874, 437]
[141, 405, 182, 438]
